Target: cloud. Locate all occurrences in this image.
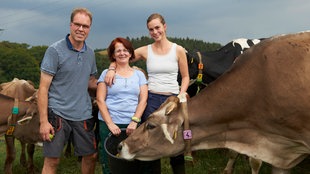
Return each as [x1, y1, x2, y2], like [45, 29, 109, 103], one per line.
[1, 0, 310, 49]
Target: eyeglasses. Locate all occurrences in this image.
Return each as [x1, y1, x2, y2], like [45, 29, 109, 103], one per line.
[114, 49, 130, 54]
[71, 22, 90, 30]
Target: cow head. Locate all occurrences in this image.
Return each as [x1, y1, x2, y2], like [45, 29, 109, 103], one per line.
[185, 52, 200, 82]
[17, 91, 38, 125]
[14, 91, 42, 143]
[118, 95, 186, 161]
[177, 51, 199, 86]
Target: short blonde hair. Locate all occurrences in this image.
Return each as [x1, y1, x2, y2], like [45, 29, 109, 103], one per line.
[71, 7, 93, 25]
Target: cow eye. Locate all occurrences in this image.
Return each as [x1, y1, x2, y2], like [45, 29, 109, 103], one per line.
[145, 123, 156, 130]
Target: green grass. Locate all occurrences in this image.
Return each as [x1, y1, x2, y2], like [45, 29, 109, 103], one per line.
[0, 137, 102, 174]
[0, 137, 309, 174]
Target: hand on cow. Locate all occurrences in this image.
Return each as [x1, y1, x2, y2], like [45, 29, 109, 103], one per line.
[40, 121, 55, 141]
[177, 92, 189, 102]
[107, 122, 121, 136]
[104, 70, 116, 87]
[126, 122, 138, 136]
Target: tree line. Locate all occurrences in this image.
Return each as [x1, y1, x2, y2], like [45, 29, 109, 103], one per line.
[0, 37, 221, 88]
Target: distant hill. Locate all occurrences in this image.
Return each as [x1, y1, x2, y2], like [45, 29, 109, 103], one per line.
[98, 49, 107, 55]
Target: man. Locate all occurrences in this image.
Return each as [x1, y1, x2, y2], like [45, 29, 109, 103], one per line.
[38, 7, 98, 174]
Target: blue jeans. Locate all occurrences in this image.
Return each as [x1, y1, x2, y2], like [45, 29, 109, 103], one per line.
[142, 92, 175, 123]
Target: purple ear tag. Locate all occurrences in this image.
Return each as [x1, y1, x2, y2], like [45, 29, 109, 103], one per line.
[183, 130, 192, 140]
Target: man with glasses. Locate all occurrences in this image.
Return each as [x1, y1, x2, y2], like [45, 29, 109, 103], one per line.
[38, 7, 97, 174]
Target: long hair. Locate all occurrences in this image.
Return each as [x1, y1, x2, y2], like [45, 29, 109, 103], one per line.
[147, 13, 166, 25]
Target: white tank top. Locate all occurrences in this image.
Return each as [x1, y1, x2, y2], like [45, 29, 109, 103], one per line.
[146, 43, 179, 94]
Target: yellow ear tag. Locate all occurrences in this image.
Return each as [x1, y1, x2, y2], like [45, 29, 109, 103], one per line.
[173, 131, 177, 139]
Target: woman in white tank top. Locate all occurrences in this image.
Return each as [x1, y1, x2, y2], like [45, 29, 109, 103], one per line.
[105, 13, 189, 174]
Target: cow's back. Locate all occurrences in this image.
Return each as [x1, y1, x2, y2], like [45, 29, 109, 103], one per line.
[258, 32, 310, 143]
[193, 31, 310, 139]
[233, 31, 310, 126]
[0, 78, 36, 100]
[188, 31, 310, 169]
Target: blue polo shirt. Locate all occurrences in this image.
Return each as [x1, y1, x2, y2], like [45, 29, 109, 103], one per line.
[40, 34, 97, 121]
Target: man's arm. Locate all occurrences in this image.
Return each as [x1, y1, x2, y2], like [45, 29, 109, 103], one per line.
[38, 71, 54, 141]
[88, 75, 97, 98]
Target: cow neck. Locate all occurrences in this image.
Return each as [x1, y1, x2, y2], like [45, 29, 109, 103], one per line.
[5, 98, 19, 136]
[179, 94, 193, 162]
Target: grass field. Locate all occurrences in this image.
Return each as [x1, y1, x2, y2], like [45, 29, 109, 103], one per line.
[0, 136, 309, 174]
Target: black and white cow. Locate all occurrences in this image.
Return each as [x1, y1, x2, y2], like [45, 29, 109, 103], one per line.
[179, 38, 264, 97]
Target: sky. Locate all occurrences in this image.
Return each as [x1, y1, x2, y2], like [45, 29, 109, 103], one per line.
[1, 0, 310, 50]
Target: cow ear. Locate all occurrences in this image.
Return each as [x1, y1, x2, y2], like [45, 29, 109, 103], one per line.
[165, 102, 177, 115]
[158, 96, 183, 144]
[167, 96, 185, 143]
[162, 107, 184, 144]
[164, 96, 179, 115]
[166, 115, 184, 142]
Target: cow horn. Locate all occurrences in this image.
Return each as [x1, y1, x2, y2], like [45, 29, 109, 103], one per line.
[17, 116, 33, 125]
[161, 124, 174, 144]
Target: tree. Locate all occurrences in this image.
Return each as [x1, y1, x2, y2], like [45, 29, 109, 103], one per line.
[0, 37, 222, 86]
[0, 41, 40, 87]
[29, 45, 48, 63]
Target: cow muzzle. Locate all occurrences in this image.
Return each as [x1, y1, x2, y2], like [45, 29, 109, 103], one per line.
[117, 142, 136, 160]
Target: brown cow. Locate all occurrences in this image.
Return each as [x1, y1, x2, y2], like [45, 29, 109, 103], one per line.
[0, 93, 41, 174]
[118, 31, 310, 174]
[0, 78, 38, 174]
